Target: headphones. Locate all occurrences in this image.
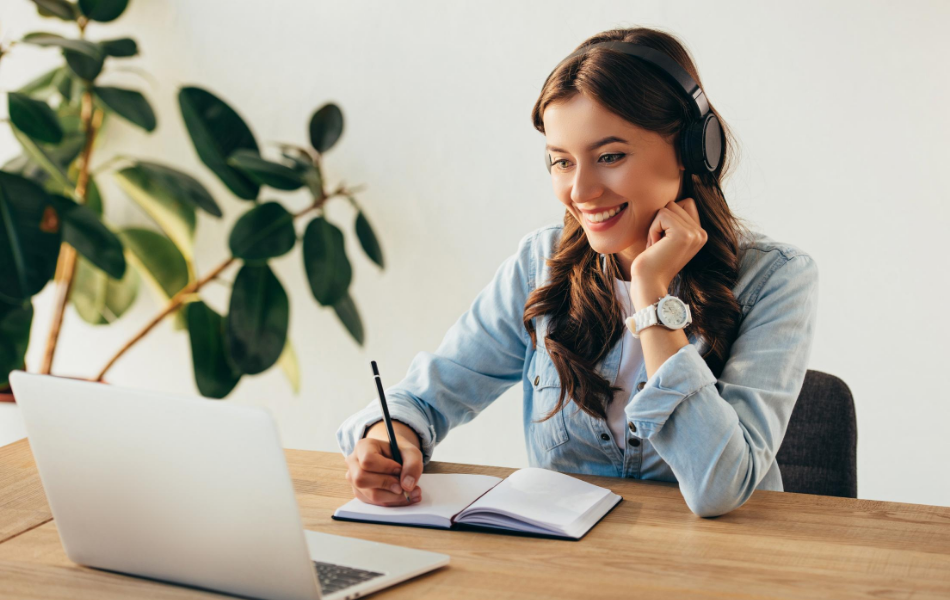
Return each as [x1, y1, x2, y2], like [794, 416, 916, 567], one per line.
[542, 41, 723, 177]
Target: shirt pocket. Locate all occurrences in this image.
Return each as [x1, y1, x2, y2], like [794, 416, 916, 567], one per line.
[529, 349, 571, 451]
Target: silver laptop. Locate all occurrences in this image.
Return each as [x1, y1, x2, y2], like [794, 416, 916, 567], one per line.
[10, 371, 449, 600]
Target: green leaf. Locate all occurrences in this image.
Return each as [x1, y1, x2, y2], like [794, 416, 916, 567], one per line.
[23, 34, 105, 81]
[118, 228, 189, 300]
[277, 339, 300, 395]
[70, 255, 139, 325]
[119, 228, 190, 329]
[0, 171, 62, 303]
[9, 127, 74, 195]
[114, 164, 196, 260]
[332, 290, 364, 346]
[54, 67, 74, 101]
[47, 194, 125, 279]
[83, 176, 103, 216]
[8, 92, 64, 144]
[16, 66, 62, 98]
[226, 149, 304, 191]
[0, 298, 33, 387]
[93, 86, 156, 132]
[187, 301, 241, 399]
[355, 210, 384, 269]
[229, 201, 296, 261]
[30, 0, 77, 20]
[302, 216, 351, 306]
[226, 263, 289, 375]
[178, 86, 260, 200]
[308, 103, 344, 153]
[22, 33, 102, 58]
[64, 48, 104, 81]
[78, 0, 128, 22]
[120, 161, 219, 217]
[100, 37, 137, 57]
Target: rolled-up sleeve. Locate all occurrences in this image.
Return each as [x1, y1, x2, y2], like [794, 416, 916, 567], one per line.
[336, 230, 537, 464]
[626, 253, 820, 517]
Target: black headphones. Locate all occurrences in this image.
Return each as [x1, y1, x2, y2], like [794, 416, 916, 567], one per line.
[542, 41, 723, 177]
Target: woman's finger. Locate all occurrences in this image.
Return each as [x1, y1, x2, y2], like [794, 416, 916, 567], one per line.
[668, 198, 701, 228]
[647, 206, 683, 245]
[350, 469, 404, 494]
[354, 484, 422, 507]
[356, 440, 403, 475]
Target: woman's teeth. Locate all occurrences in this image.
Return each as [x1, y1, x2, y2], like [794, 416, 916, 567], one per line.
[586, 203, 628, 223]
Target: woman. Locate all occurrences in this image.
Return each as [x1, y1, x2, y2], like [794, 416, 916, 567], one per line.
[337, 26, 818, 518]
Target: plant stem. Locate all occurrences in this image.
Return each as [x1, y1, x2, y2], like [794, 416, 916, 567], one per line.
[39, 89, 101, 375]
[93, 185, 355, 382]
[93, 256, 236, 382]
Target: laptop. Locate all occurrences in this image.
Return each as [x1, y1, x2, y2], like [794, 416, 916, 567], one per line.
[9, 371, 449, 600]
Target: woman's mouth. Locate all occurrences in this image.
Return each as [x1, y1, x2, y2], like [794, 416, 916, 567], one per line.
[582, 202, 628, 231]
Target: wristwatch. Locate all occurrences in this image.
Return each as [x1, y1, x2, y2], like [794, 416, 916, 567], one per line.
[624, 294, 692, 339]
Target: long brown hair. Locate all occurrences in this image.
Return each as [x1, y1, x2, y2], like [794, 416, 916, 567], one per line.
[523, 27, 751, 422]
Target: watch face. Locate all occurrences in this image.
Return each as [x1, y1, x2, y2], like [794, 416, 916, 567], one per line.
[659, 297, 688, 328]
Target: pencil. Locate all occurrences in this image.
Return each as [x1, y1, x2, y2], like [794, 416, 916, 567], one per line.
[371, 360, 413, 503]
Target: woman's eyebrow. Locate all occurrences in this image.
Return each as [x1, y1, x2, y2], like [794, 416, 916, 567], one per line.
[545, 135, 629, 153]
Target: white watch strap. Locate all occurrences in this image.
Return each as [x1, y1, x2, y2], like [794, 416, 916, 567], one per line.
[626, 303, 658, 339]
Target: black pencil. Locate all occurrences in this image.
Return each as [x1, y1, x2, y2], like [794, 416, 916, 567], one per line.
[371, 360, 412, 502]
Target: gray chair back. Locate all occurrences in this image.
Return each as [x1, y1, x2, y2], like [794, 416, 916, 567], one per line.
[776, 370, 857, 498]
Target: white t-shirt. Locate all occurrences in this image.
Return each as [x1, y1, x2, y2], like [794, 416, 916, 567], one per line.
[606, 277, 644, 448]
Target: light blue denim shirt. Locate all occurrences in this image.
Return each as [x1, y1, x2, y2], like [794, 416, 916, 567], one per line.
[337, 223, 819, 517]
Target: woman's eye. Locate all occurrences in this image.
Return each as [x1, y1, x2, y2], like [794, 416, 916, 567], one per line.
[551, 153, 625, 171]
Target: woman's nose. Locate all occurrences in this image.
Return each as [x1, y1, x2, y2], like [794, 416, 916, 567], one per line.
[569, 163, 604, 204]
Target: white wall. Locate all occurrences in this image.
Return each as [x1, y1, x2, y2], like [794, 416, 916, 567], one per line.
[1, 0, 947, 507]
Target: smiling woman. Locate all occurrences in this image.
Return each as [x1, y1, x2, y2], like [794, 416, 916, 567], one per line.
[337, 26, 819, 519]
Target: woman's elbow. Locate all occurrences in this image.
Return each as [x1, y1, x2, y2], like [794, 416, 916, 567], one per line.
[682, 484, 754, 518]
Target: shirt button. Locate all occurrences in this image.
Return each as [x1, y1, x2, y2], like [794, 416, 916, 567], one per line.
[637, 381, 646, 391]
[628, 421, 636, 433]
[534, 375, 540, 386]
[600, 433, 610, 441]
[629, 438, 641, 447]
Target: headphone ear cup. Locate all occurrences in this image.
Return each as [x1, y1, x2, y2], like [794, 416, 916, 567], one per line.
[680, 114, 724, 175]
[702, 114, 723, 173]
[679, 119, 707, 175]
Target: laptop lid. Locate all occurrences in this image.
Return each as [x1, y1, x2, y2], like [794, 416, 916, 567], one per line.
[10, 371, 322, 600]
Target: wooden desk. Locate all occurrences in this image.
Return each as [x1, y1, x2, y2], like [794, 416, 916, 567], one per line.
[0, 437, 948, 599]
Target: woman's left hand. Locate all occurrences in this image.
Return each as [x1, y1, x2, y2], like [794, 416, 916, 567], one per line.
[629, 197, 708, 292]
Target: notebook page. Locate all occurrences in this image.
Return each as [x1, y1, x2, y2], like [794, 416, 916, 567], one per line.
[456, 467, 612, 530]
[333, 473, 502, 528]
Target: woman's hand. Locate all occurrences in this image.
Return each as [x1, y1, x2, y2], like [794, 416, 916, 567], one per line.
[630, 197, 708, 293]
[345, 425, 424, 506]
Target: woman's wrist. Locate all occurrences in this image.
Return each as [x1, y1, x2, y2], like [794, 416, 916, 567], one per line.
[629, 277, 670, 312]
[365, 419, 422, 449]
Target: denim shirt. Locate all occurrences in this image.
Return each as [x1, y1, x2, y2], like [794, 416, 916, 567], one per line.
[337, 223, 819, 517]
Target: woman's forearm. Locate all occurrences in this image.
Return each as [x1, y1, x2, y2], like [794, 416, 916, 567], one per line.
[631, 281, 690, 379]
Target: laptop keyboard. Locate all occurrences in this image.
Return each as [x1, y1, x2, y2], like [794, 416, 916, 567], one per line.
[313, 561, 385, 595]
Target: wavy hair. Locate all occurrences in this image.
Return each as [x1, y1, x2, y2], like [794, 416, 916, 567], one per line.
[523, 27, 751, 421]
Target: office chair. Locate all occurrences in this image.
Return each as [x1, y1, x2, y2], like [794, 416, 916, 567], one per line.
[776, 370, 858, 498]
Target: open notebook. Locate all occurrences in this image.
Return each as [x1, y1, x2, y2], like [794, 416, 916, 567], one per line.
[332, 467, 623, 541]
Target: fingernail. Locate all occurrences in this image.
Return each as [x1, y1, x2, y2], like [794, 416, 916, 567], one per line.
[390, 483, 403, 494]
[402, 476, 415, 490]
[411, 488, 421, 501]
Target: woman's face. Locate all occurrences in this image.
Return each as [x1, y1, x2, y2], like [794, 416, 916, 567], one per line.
[542, 93, 686, 258]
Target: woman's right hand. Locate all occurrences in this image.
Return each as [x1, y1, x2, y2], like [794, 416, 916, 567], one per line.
[345, 422, 424, 506]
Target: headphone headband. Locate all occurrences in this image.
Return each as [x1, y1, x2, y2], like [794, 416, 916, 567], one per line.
[542, 41, 722, 175]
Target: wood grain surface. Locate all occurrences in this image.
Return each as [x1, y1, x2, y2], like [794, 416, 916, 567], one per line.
[0, 440, 947, 599]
